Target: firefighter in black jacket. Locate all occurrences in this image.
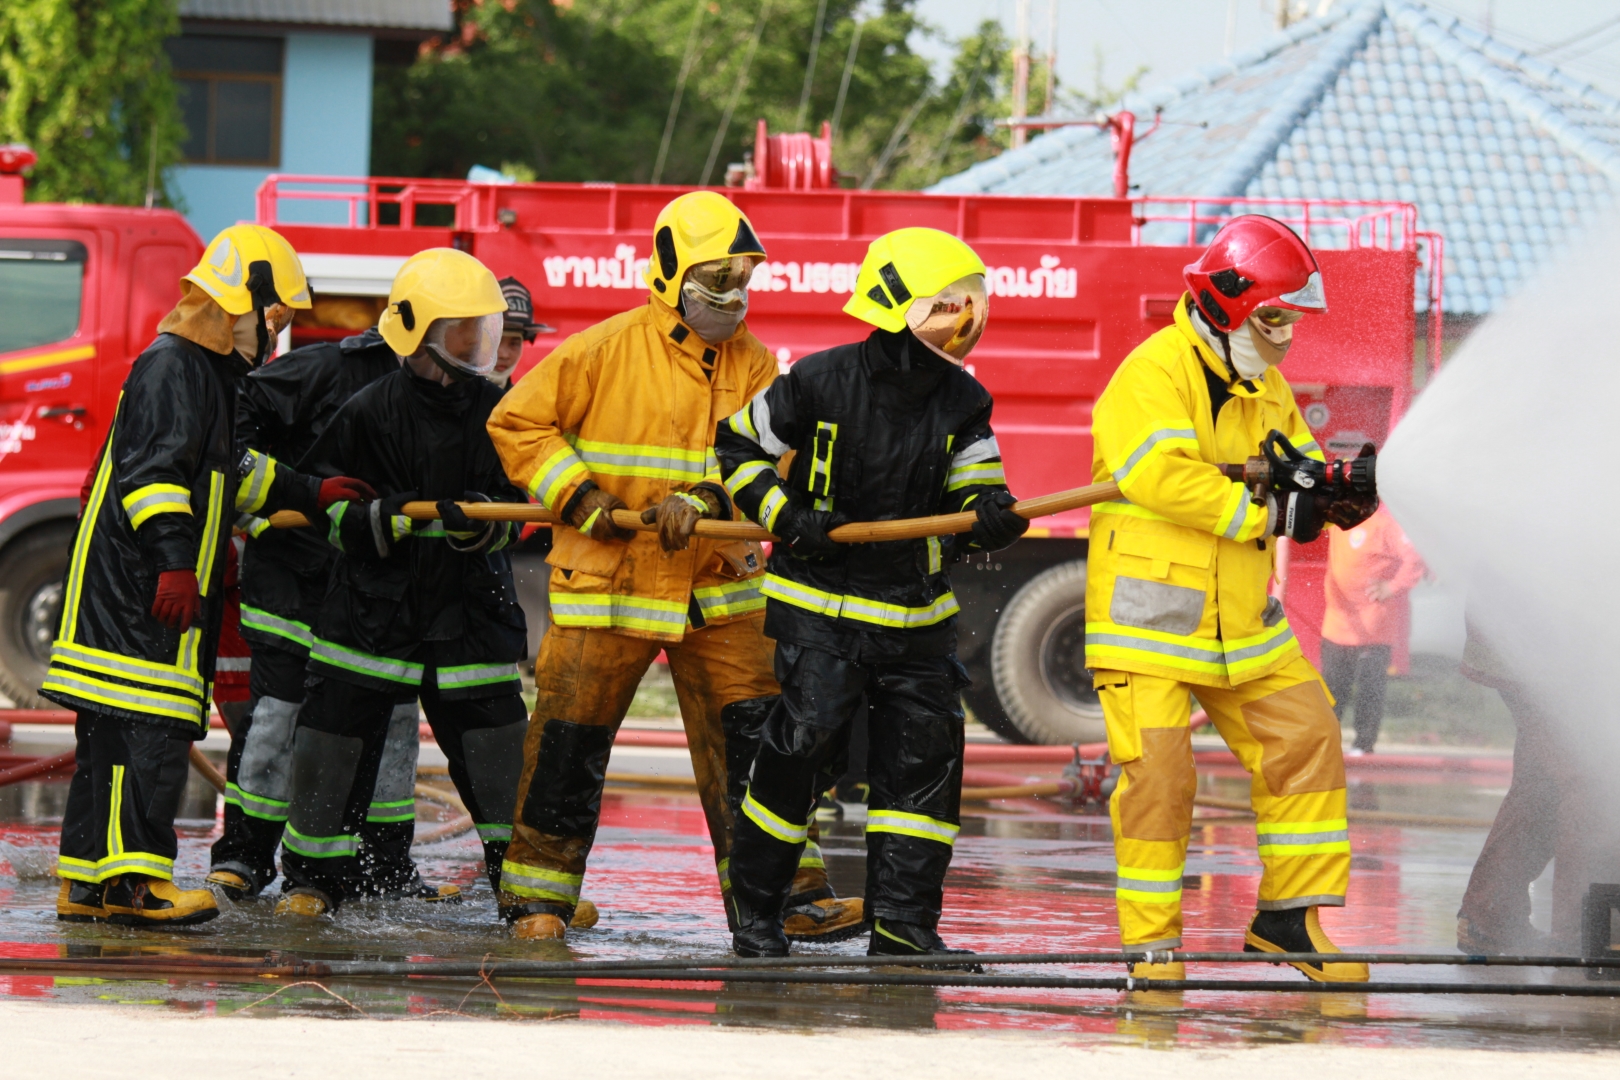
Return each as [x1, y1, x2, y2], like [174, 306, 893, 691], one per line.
[206, 328, 430, 901]
[47, 226, 372, 927]
[715, 228, 1027, 957]
[275, 249, 532, 917]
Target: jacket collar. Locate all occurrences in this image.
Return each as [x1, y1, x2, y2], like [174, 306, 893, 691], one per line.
[1174, 292, 1269, 401]
[646, 296, 740, 367]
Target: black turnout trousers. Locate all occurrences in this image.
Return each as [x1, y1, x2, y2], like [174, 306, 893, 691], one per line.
[58, 712, 193, 884]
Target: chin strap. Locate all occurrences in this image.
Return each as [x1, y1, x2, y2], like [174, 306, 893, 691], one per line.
[245, 259, 279, 367]
[425, 343, 477, 382]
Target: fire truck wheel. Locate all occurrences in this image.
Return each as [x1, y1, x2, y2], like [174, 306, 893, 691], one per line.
[0, 522, 72, 709]
[989, 560, 1105, 746]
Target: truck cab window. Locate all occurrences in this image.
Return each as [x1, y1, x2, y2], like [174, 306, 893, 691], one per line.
[0, 240, 87, 354]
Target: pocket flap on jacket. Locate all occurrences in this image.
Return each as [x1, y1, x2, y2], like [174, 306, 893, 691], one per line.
[547, 525, 629, 580]
[1113, 530, 1214, 571]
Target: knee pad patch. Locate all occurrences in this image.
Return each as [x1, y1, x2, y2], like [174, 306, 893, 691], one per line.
[1240, 680, 1345, 796]
[521, 719, 614, 838]
[371, 704, 422, 806]
[288, 728, 364, 837]
[463, 720, 527, 823]
[1116, 727, 1196, 841]
[238, 696, 302, 803]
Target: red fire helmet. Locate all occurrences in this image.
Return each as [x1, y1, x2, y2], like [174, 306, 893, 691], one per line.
[1183, 215, 1326, 331]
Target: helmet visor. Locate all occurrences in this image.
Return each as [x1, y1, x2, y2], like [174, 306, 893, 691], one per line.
[426, 312, 503, 377]
[904, 274, 989, 364]
[684, 256, 755, 310]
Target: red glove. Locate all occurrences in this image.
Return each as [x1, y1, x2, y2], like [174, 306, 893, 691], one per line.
[79, 458, 98, 512]
[316, 476, 377, 511]
[151, 569, 201, 631]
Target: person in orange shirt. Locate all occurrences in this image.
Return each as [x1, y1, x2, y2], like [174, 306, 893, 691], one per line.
[1319, 505, 1426, 754]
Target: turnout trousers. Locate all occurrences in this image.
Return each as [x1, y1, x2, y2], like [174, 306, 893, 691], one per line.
[1096, 654, 1350, 950]
[58, 711, 193, 883]
[210, 642, 422, 894]
[728, 644, 968, 928]
[280, 642, 527, 905]
[499, 616, 834, 922]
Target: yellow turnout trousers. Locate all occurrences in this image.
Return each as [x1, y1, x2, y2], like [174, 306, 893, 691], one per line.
[1097, 654, 1350, 949]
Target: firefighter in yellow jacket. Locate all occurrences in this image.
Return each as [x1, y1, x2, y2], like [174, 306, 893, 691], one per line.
[486, 192, 863, 942]
[1087, 216, 1375, 983]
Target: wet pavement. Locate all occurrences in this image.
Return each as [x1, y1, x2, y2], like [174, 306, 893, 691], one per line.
[1, 734, 1617, 1050]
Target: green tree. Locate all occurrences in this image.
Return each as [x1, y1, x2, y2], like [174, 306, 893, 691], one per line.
[0, 0, 184, 205]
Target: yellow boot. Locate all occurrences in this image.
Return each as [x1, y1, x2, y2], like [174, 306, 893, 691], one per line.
[1128, 959, 1185, 982]
[570, 899, 600, 929]
[275, 889, 332, 918]
[205, 868, 254, 901]
[1244, 907, 1369, 983]
[512, 913, 567, 941]
[102, 876, 219, 928]
[55, 878, 107, 923]
[784, 896, 867, 943]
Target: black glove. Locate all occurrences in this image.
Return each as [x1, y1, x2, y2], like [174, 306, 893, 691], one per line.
[773, 502, 848, 561]
[1273, 490, 1328, 544]
[437, 491, 498, 553]
[969, 491, 1028, 552]
[330, 490, 419, 558]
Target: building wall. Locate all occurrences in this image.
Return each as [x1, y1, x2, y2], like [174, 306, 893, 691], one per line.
[170, 32, 374, 240]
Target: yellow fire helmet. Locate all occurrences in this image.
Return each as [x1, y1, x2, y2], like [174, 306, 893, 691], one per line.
[644, 191, 767, 308]
[184, 224, 312, 315]
[379, 247, 507, 359]
[843, 227, 990, 364]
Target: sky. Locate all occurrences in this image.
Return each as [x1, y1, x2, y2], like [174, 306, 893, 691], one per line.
[905, 0, 1620, 106]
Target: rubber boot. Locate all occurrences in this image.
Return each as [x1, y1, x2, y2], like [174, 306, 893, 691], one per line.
[1128, 959, 1185, 981]
[56, 878, 106, 922]
[730, 893, 789, 958]
[512, 913, 568, 941]
[784, 896, 867, 943]
[275, 887, 334, 918]
[1244, 907, 1369, 983]
[205, 866, 256, 902]
[383, 876, 462, 904]
[570, 899, 600, 930]
[868, 918, 981, 971]
[101, 876, 220, 928]
[1457, 914, 1552, 956]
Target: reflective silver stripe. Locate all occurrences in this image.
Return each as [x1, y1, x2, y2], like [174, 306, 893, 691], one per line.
[761, 574, 959, 629]
[1296, 439, 1323, 459]
[1221, 490, 1250, 540]
[1112, 427, 1197, 483]
[500, 860, 583, 901]
[529, 446, 589, 508]
[122, 487, 191, 524]
[949, 435, 1001, 468]
[215, 656, 251, 672]
[97, 854, 175, 878]
[236, 450, 273, 513]
[50, 641, 205, 695]
[944, 461, 1006, 491]
[40, 671, 203, 724]
[1256, 829, 1350, 847]
[1224, 625, 1297, 664]
[476, 823, 513, 842]
[228, 783, 290, 821]
[1084, 631, 1225, 663]
[548, 594, 689, 632]
[725, 460, 776, 497]
[239, 605, 314, 649]
[282, 826, 360, 857]
[798, 842, 824, 868]
[748, 390, 788, 457]
[1115, 874, 1182, 893]
[309, 638, 425, 685]
[866, 809, 959, 845]
[758, 486, 789, 531]
[572, 443, 707, 480]
[436, 663, 521, 689]
[694, 580, 763, 618]
[742, 789, 809, 843]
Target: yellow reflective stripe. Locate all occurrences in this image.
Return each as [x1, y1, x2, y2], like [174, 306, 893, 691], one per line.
[527, 446, 589, 509]
[181, 471, 225, 682]
[1111, 424, 1199, 487]
[809, 421, 837, 496]
[716, 856, 731, 891]
[565, 434, 709, 481]
[758, 486, 789, 532]
[1115, 863, 1184, 904]
[926, 535, 941, 575]
[727, 401, 760, 442]
[761, 574, 959, 629]
[107, 764, 125, 858]
[1223, 619, 1298, 677]
[1295, 439, 1326, 462]
[693, 578, 765, 619]
[1215, 482, 1250, 540]
[547, 592, 689, 634]
[866, 809, 959, 845]
[1256, 819, 1351, 856]
[944, 461, 1006, 492]
[121, 483, 192, 529]
[742, 789, 809, 844]
[500, 859, 584, 902]
[49, 642, 204, 695]
[703, 447, 722, 484]
[235, 450, 276, 514]
[1085, 622, 1227, 677]
[41, 670, 206, 725]
[61, 425, 118, 645]
[725, 459, 776, 497]
[1090, 500, 1174, 525]
[798, 842, 825, 869]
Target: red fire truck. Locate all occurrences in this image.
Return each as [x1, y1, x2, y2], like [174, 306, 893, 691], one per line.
[0, 151, 1438, 744]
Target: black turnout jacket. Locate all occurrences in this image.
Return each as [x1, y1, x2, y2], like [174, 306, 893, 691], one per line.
[235, 329, 399, 658]
[302, 367, 528, 697]
[715, 329, 1011, 662]
[42, 333, 320, 733]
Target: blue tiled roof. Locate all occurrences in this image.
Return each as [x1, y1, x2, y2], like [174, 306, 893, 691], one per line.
[929, 0, 1620, 315]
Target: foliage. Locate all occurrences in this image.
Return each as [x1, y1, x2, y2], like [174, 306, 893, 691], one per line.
[0, 0, 184, 206]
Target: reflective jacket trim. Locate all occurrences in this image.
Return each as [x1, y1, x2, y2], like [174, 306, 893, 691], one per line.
[1084, 623, 1228, 678]
[1223, 620, 1298, 678]
[1216, 483, 1252, 541]
[224, 781, 291, 822]
[366, 797, 416, 823]
[1255, 818, 1351, 856]
[282, 824, 361, 858]
[1115, 863, 1184, 904]
[477, 823, 513, 842]
[325, 501, 347, 551]
[215, 656, 251, 672]
[62, 438, 117, 638]
[1296, 439, 1324, 459]
[950, 434, 1000, 468]
[122, 483, 192, 529]
[725, 459, 777, 497]
[798, 841, 825, 869]
[41, 669, 205, 725]
[758, 486, 789, 532]
[742, 789, 809, 844]
[565, 433, 709, 482]
[926, 535, 942, 575]
[235, 512, 271, 538]
[716, 856, 730, 891]
[240, 604, 314, 649]
[1111, 424, 1199, 487]
[436, 662, 521, 690]
[945, 460, 1006, 492]
[693, 578, 765, 620]
[762, 574, 959, 629]
[528, 445, 590, 510]
[866, 809, 959, 846]
[500, 859, 583, 902]
[727, 390, 788, 457]
[183, 471, 226, 681]
[49, 641, 204, 696]
[309, 637, 426, 686]
[808, 421, 837, 496]
[57, 851, 176, 883]
[1093, 500, 1173, 525]
[548, 592, 689, 635]
[235, 449, 276, 514]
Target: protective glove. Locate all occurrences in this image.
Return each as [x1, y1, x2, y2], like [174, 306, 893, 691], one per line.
[437, 491, 499, 553]
[316, 475, 377, 511]
[1272, 490, 1328, 544]
[640, 490, 718, 552]
[151, 569, 201, 631]
[371, 490, 420, 557]
[569, 483, 635, 543]
[968, 491, 1028, 552]
[773, 502, 848, 562]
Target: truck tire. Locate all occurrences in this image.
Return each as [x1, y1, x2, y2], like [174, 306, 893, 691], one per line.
[0, 522, 72, 709]
[988, 560, 1105, 745]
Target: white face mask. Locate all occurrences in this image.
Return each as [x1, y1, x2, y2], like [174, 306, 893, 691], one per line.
[680, 287, 748, 344]
[1226, 317, 1292, 380]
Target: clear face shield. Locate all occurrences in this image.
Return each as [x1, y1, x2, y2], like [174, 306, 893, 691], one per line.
[903, 273, 989, 365]
[424, 312, 503, 380]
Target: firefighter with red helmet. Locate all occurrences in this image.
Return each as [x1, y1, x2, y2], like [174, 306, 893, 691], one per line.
[1087, 215, 1375, 983]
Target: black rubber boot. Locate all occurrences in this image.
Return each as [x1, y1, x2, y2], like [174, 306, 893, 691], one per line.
[1244, 907, 1368, 983]
[730, 894, 789, 958]
[867, 918, 982, 971]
